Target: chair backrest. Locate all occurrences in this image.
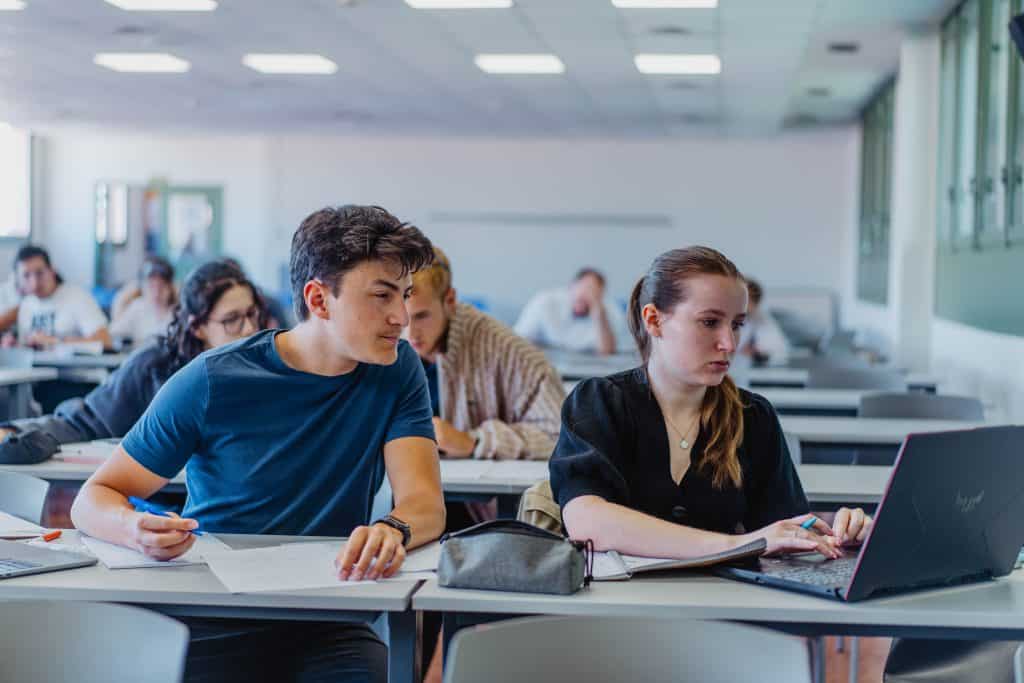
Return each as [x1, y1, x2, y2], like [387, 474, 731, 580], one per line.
[0, 470, 50, 525]
[0, 347, 34, 369]
[0, 600, 189, 683]
[784, 431, 802, 465]
[444, 616, 812, 683]
[807, 367, 908, 391]
[858, 392, 985, 421]
[884, 638, 1022, 683]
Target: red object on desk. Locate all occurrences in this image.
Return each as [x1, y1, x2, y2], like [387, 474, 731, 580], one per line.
[42, 530, 61, 542]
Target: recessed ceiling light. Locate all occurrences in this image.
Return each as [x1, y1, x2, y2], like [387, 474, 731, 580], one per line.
[807, 87, 831, 97]
[635, 54, 720, 75]
[405, 0, 512, 8]
[104, 0, 217, 10]
[475, 54, 565, 74]
[243, 54, 338, 75]
[0, 1, 26, 9]
[828, 42, 860, 54]
[612, 1, 717, 8]
[94, 52, 190, 73]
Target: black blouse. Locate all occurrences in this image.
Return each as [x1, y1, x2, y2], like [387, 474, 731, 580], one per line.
[549, 367, 809, 535]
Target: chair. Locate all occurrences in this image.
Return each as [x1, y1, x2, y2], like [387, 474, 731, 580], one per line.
[806, 366, 908, 391]
[0, 600, 189, 683]
[858, 393, 984, 421]
[444, 616, 812, 683]
[884, 639, 1023, 683]
[0, 470, 50, 524]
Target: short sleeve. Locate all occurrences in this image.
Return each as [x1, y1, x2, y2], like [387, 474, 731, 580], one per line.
[73, 289, 109, 337]
[548, 377, 632, 509]
[384, 343, 436, 444]
[742, 393, 809, 530]
[119, 356, 208, 479]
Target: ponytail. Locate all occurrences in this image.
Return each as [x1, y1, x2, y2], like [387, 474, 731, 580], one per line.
[701, 375, 745, 488]
[627, 276, 649, 362]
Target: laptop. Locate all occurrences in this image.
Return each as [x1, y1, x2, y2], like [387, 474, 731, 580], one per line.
[717, 426, 1024, 601]
[0, 539, 97, 579]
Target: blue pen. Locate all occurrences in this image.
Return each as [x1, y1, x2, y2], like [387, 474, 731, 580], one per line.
[800, 516, 819, 531]
[128, 496, 204, 535]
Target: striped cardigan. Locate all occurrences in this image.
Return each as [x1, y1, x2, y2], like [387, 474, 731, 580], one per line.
[437, 303, 566, 460]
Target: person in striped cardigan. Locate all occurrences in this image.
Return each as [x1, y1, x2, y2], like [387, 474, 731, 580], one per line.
[405, 246, 566, 461]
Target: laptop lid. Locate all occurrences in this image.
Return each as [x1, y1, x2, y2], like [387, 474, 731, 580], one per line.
[0, 539, 97, 579]
[844, 426, 1024, 601]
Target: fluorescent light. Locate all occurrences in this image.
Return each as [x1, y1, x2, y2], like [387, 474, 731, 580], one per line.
[612, 0, 716, 7]
[242, 54, 338, 75]
[475, 54, 564, 75]
[94, 52, 191, 73]
[103, 0, 217, 10]
[405, 0, 512, 8]
[0, 1, 26, 9]
[635, 53, 720, 75]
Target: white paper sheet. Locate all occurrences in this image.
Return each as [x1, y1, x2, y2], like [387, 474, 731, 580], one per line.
[81, 533, 229, 569]
[54, 439, 120, 463]
[0, 510, 44, 539]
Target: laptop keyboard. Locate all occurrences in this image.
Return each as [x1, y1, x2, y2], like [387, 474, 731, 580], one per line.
[763, 557, 856, 587]
[0, 559, 41, 573]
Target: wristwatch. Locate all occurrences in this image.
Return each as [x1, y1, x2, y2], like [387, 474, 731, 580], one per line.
[373, 514, 411, 547]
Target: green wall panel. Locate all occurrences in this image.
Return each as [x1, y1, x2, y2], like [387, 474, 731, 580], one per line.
[935, 245, 1024, 334]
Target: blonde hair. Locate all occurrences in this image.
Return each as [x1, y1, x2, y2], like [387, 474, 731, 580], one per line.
[628, 246, 746, 489]
[411, 245, 452, 299]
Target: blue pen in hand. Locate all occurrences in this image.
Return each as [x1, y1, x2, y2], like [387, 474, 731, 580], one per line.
[128, 496, 204, 536]
[800, 516, 819, 531]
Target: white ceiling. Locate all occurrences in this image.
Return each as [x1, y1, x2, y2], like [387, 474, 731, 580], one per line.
[0, 0, 961, 137]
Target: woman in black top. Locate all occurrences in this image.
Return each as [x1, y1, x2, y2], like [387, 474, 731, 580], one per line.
[550, 246, 872, 559]
[0, 260, 266, 464]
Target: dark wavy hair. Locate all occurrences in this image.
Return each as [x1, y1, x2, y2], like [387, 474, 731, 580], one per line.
[160, 260, 266, 373]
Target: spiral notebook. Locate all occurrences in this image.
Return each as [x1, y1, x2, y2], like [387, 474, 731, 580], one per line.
[591, 538, 766, 581]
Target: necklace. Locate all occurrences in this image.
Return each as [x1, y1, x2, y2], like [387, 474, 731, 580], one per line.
[665, 411, 701, 450]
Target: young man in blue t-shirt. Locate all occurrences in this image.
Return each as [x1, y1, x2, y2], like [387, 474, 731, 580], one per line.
[72, 205, 446, 682]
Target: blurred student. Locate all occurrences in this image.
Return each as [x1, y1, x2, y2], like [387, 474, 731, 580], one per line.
[405, 246, 565, 461]
[737, 278, 790, 365]
[0, 260, 265, 464]
[109, 256, 177, 348]
[71, 205, 445, 682]
[11, 245, 111, 349]
[515, 268, 626, 355]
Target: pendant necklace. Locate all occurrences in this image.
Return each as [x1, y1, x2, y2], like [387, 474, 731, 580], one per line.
[666, 411, 701, 450]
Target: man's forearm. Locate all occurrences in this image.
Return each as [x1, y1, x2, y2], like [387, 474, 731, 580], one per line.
[70, 483, 137, 545]
[391, 496, 446, 549]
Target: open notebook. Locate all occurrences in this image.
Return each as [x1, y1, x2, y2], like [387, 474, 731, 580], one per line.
[591, 538, 766, 581]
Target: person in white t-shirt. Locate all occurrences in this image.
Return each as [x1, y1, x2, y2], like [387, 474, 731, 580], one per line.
[737, 278, 790, 365]
[0, 278, 21, 334]
[110, 256, 177, 348]
[12, 245, 111, 350]
[514, 268, 627, 355]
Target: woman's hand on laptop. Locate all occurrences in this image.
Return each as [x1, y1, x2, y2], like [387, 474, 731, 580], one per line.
[832, 507, 873, 546]
[129, 511, 198, 560]
[747, 514, 842, 560]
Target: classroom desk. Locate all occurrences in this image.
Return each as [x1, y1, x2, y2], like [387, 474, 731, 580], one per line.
[779, 415, 991, 465]
[31, 351, 128, 371]
[414, 570, 1024, 673]
[0, 366, 58, 419]
[544, 350, 640, 381]
[0, 531, 423, 683]
[759, 388, 873, 417]
[749, 367, 939, 393]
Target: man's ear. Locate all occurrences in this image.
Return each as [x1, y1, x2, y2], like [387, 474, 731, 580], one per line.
[443, 287, 457, 315]
[304, 280, 331, 320]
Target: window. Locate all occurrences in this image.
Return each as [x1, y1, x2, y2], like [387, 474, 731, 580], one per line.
[857, 81, 895, 305]
[0, 124, 31, 239]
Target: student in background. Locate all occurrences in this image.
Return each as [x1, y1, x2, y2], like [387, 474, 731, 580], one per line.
[109, 256, 177, 349]
[550, 247, 872, 560]
[737, 278, 790, 366]
[405, 246, 565, 461]
[514, 267, 626, 355]
[0, 277, 21, 334]
[0, 260, 265, 464]
[11, 245, 111, 349]
[71, 205, 445, 683]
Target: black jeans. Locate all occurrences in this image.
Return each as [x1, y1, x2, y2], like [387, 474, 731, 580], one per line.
[180, 617, 387, 683]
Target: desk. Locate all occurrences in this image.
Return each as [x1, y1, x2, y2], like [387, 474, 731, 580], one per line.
[0, 367, 58, 419]
[759, 388, 871, 417]
[0, 531, 423, 683]
[544, 350, 639, 381]
[31, 351, 128, 370]
[750, 367, 939, 393]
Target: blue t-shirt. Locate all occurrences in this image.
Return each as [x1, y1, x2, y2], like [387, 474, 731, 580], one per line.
[121, 329, 435, 535]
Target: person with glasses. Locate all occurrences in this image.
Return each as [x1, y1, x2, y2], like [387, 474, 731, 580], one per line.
[71, 205, 445, 683]
[0, 260, 266, 465]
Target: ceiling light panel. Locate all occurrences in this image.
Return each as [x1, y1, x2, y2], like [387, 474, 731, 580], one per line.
[405, 0, 512, 8]
[635, 53, 720, 75]
[0, 1, 26, 9]
[242, 54, 338, 75]
[104, 0, 217, 10]
[475, 54, 565, 74]
[94, 52, 191, 73]
[612, 1, 716, 8]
